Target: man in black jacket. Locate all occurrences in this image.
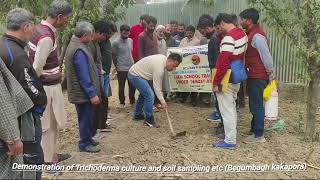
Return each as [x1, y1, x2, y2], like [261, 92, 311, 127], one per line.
[197, 16, 225, 133]
[196, 15, 219, 107]
[0, 8, 47, 179]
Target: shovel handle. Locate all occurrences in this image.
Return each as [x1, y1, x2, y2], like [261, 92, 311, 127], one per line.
[165, 110, 175, 135]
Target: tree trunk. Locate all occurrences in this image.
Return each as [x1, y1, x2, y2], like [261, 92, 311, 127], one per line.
[304, 0, 320, 141]
[305, 67, 320, 141]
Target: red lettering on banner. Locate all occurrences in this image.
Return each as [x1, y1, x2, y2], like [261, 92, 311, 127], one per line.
[191, 79, 205, 84]
[175, 75, 184, 79]
[184, 74, 201, 79]
[176, 80, 188, 84]
[201, 74, 210, 78]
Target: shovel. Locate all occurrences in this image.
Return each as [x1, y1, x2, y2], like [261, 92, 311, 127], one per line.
[165, 109, 186, 138]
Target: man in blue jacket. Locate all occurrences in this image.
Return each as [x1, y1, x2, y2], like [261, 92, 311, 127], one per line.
[65, 21, 102, 153]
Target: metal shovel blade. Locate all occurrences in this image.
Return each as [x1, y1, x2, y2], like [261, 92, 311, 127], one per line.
[173, 131, 187, 138]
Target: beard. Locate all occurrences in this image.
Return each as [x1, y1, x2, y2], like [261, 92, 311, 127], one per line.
[178, 32, 185, 37]
[147, 28, 155, 34]
[240, 23, 249, 31]
[205, 31, 214, 39]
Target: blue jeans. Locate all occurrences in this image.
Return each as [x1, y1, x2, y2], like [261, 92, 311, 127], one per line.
[248, 79, 268, 137]
[128, 73, 154, 120]
[75, 102, 96, 149]
[102, 74, 112, 97]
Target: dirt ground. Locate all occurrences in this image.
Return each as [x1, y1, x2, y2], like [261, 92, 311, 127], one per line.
[53, 81, 320, 179]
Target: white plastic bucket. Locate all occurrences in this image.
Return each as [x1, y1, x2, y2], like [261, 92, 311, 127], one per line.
[265, 89, 278, 121]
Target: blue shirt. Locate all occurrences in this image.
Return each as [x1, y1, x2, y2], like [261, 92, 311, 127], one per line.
[73, 49, 97, 98]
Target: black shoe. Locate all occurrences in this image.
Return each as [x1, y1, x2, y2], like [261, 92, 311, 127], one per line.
[100, 124, 112, 132]
[57, 153, 71, 162]
[144, 116, 159, 128]
[91, 139, 100, 146]
[79, 145, 101, 153]
[133, 115, 145, 121]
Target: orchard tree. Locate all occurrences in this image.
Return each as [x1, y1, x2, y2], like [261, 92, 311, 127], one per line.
[58, 0, 134, 63]
[249, 0, 320, 141]
[0, 0, 134, 62]
[187, 0, 214, 6]
[0, 0, 51, 21]
[0, 0, 134, 88]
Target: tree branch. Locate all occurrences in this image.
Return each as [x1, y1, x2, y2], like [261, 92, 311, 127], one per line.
[59, 0, 87, 69]
[259, 0, 297, 40]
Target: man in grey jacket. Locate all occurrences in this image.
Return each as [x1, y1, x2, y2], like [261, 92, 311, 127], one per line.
[0, 8, 47, 179]
[65, 22, 101, 153]
[0, 56, 34, 179]
[112, 24, 135, 107]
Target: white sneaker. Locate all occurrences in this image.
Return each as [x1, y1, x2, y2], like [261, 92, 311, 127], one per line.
[107, 114, 113, 120]
[93, 131, 105, 140]
[92, 131, 101, 141]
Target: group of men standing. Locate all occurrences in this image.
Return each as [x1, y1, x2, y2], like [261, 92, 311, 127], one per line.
[0, 0, 73, 178]
[198, 10, 274, 149]
[129, 10, 275, 149]
[0, 1, 275, 178]
[0, 0, 120, 178]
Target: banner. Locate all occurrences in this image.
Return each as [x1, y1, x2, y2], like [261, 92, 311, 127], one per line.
[167, 45, 211, 92]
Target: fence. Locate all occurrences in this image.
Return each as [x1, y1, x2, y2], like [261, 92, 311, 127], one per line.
[118, 0, 307, 84]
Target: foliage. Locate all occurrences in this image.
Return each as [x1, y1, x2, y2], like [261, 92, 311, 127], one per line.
[187, 0, 214, 7]
[249, 0, 320, 75]
[0, 0, 135, 48]
[0, 0, 51, 22]
[0, 0, 135, 87]
[58, 0, 134, 61]
[249, 0, 320, 141]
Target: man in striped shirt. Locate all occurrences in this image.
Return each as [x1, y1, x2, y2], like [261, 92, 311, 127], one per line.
[212, 13, 248, 149]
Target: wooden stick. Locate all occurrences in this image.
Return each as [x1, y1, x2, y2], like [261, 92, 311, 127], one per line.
[166, 110, 175, 135]
[306, 164, 320, 170]
[181, 153, 195, 165]
[296, 161, 320, 170]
